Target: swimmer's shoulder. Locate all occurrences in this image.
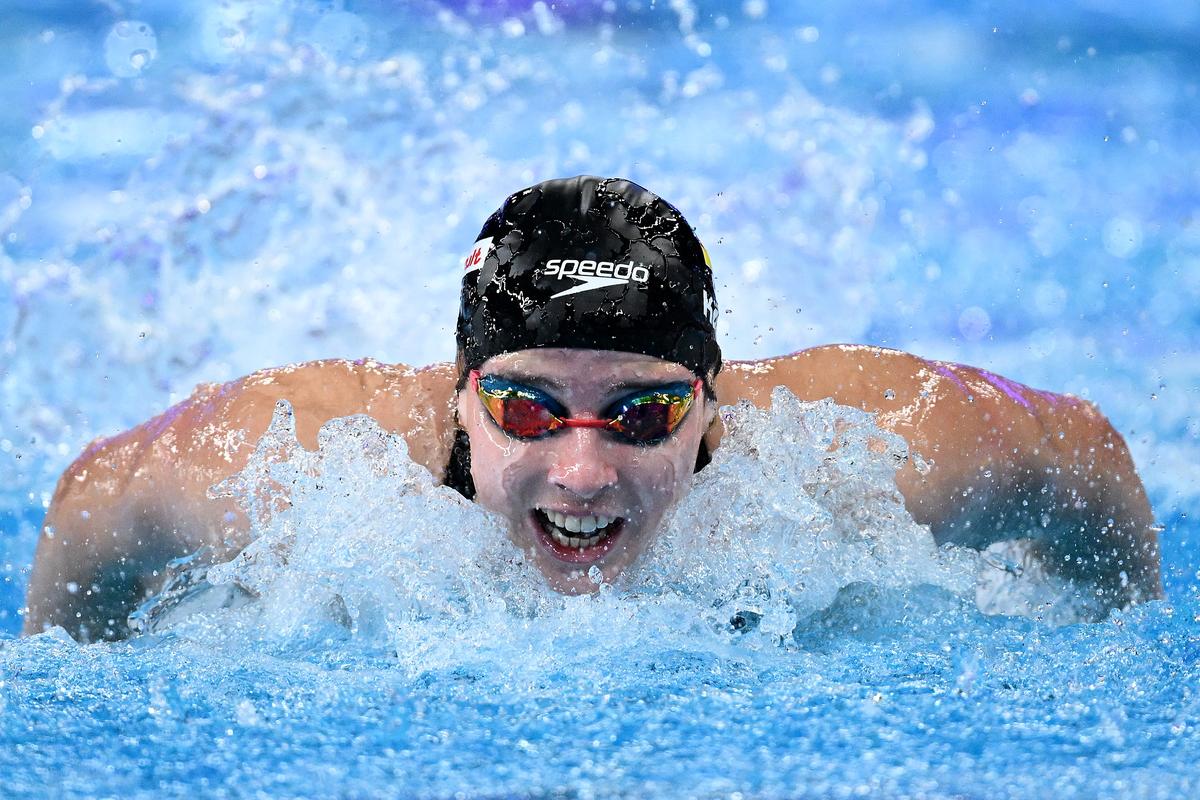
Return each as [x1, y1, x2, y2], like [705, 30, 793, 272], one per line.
[63, 358, 460, 498]
[714, 344, 1091, 471]
[716, 344, 1122, 484]
[719, 343, 1084, 421]
[718, 344, 927, 407]
[178, 357, 459, 478]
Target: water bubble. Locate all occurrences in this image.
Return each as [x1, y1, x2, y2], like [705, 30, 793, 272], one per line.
[884, 389, 896, 400]
[743, 0, 768, 19]
[306, 11, 370, 62]
[957, 306, 991, 341]
[1033, 280, 1068, 317]
[1102, 217, 1143, 259]
[104, 21, 157, 78]
[741, 260, 765, 282]
[905, 107, 935, 143]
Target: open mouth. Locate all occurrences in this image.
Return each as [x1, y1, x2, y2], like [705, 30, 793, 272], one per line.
[531, 508, 626, 563]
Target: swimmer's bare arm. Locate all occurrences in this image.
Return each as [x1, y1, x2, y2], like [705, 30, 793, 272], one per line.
[712, 345, 1161, 607]
[23, 359, 458, 640]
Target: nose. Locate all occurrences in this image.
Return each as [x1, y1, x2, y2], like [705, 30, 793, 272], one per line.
[546, 427, 619, 500]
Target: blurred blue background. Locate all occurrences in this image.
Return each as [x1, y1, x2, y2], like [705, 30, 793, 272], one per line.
[3, 5, 1200, 799]
[1, 0, 1197, 626]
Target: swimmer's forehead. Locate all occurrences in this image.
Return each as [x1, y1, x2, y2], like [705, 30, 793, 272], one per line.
[480, 348, 694, 396]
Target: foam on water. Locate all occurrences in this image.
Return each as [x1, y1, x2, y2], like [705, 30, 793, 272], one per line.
[3, 388, 1194, 796]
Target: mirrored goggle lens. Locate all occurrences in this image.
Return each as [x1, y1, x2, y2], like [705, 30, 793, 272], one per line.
[479, 392, 559, 438]
[609, 387, 694, 443]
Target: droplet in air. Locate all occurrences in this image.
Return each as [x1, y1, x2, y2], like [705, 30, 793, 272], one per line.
[958, 306, 991, 342]
[104, 20, 158, 78]
[883, 389, 896, 400]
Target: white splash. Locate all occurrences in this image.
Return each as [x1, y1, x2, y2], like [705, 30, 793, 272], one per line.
[628, 387, 979, 640]
[138, 388, 999, 661]
[186, 399, 547, 663]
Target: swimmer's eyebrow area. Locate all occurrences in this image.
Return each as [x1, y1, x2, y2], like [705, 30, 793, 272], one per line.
[489, 370, 566, 392]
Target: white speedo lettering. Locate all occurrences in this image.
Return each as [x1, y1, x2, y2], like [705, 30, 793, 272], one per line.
[543, 258, 651, 299]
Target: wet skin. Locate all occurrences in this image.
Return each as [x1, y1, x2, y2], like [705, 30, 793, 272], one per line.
[457, 349, 716, 594]
[23, 344, 1161, 640]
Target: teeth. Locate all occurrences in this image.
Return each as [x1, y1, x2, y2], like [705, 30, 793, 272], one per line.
[545, 510, 615, 533]
[540, 509, 620, 550]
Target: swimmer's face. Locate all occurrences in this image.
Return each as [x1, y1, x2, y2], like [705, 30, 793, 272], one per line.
[457, 348, 715, 594]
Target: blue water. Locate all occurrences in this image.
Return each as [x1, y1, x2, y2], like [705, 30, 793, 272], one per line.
[2, 1, 1199, 797]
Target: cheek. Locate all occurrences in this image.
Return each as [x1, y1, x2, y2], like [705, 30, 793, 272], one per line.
[463, 409, 537, 511]
[635, 429, 704, 507]
[623, 448, 688, 508]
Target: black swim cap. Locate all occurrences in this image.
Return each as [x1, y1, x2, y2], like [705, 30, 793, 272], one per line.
[455, 176, 721, 387]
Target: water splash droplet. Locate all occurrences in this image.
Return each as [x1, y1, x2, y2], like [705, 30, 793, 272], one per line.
[104, 20, 157, 78]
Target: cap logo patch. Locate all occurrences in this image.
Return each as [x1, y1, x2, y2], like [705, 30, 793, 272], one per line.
[544, 258, 650, 299]
[463, 237, 493, 273]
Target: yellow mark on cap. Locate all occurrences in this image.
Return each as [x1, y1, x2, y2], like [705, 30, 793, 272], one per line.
[701, 242, 712, 269]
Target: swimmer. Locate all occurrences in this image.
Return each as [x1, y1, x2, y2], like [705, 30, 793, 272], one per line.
[22, 176, 1162, 641]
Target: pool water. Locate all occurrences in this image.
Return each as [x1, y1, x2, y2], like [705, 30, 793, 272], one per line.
[2, 1, 1199, 797]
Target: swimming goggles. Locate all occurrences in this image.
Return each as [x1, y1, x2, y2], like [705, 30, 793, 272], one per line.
[470, 370, 700, 445]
